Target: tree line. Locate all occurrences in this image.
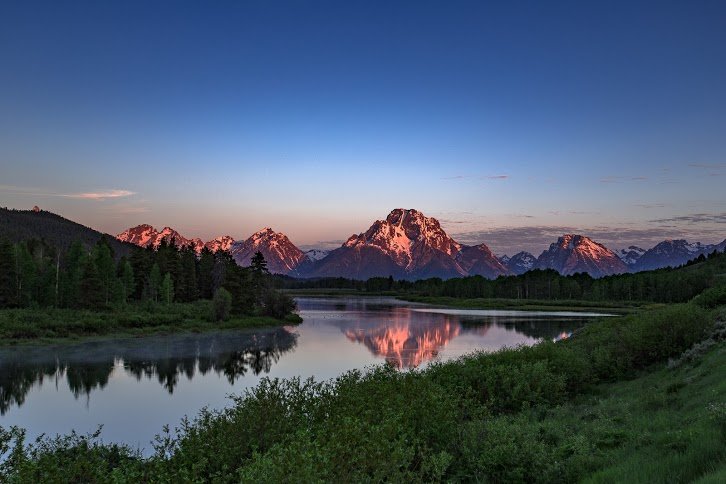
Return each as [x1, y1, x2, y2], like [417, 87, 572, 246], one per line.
[0, 237, 295, 318]
[276, 249, 726, 304]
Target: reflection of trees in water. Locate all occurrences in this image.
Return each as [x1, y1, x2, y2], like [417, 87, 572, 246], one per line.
[0, 328, 297, 413]
[460, 317, 587, 341]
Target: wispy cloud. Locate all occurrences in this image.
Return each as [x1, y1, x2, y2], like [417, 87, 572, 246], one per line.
[0, 185, 135, 201]
[648, 212, 726, 225]
[634, 203, 667, 209]
[600, 176, 647, 183]
[688, 162, 726, 169]
[64, 189, 135, 200]
[441, 174, 509, 181]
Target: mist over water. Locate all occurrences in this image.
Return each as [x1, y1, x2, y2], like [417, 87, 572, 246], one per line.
[0, 297, 598, 454]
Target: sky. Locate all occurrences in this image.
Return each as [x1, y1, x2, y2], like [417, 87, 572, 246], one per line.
[1, 0, 725, 255]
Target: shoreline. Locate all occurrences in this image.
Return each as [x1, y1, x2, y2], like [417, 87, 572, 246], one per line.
[0, 304, 302, 347]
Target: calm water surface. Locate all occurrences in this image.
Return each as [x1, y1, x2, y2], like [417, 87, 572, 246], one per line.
[0, 297, 606, 453]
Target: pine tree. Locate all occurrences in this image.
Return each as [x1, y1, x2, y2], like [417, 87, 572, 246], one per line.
[149, 263, 162, 303]
[250, 251, 269, 276]
[62, 241, 85, 308]
[121, 260, 134, 304]
[198, 247, 215, 299]
[15, 243, 36, 307]
[0, 239, 17, 308]
[160, 273, 174, 304]
[94, 240, 116, 305]
[179, 247, 198, 302]
[79, 255, 104, 309]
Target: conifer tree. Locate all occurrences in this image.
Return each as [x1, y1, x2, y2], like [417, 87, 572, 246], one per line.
[160, 273, 174, 304]
[62, 241, 85, 308]
[121, 260, 134, 304]
[0, 239, 17, 308]
[149, 263, 162, 303]
[79, 255, 104, 309]
[94, 240, 116, 305]
[198, 247, 215, 299]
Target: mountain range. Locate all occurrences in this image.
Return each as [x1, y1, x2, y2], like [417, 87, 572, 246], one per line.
[1, 206, 720, 280]
[114, 208, 726, 279]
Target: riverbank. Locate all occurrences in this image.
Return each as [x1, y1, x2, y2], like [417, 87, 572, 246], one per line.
[0, 301, 302, 346]
[287, 289, 647, 313]
[398, 295, 648, 313]
[1, 299, 723, 481]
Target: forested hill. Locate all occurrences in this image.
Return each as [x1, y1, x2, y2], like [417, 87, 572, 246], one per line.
[0, 207, 134, 257]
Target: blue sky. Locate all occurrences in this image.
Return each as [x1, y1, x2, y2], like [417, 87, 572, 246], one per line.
[1, 1, 725, 254]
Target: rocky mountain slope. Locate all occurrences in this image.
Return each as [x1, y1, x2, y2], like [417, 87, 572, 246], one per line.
[500, 251, 537, 275]
[116, 225, 233, 254]
[302, 209, 507, 280]
[230, 228, 308, 275]
[535, 234, 629, 277]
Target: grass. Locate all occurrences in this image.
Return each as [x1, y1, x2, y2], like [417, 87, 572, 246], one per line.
[0, 301, 302, 345]
[399, 294, 650, 313]
[0, 301, 723, 482]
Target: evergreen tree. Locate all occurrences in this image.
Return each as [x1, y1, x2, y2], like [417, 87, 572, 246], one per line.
[250, 251, 269, 276]
[149, 263, 162, 302]
[79, 255, 104, 309]
[94, 240, 116, 305]
[62, 241, 85, 308]
[197, 247, 215, 299]
[0, 239, 17, 308]
[179, 247, 198, 302]
[15, 243, 36, 307]
[160, 273, 174, 304]
[121, 260, 134, 304]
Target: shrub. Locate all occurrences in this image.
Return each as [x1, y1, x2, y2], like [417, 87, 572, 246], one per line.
[212, 288, 232, 321]
[693, 285, 726, 309]
[262, 291, 296, 319]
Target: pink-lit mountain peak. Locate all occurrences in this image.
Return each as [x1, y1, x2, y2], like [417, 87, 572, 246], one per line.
[117, 224, 232, 254]
[346, 208, 461, 261]
[536, 233, 628, 277]
[230, 227, 307, 274]
[316, 208, 505, 280]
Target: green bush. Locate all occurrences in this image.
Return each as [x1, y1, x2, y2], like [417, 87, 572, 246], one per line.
[693, 285, 726, 309]
[212, 288, 232, 322]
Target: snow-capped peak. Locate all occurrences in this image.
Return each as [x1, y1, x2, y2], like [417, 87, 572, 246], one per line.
[305, 249, 330, 261]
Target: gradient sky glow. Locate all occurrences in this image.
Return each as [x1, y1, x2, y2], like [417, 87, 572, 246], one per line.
[1, 1, 725, 255]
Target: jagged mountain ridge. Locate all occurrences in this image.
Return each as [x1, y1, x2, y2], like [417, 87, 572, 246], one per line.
[230, 228, 308, 275]
[114, 210, 725, 278]
[304, 249, 330, 261]
[500, 251, 537, 275]
[116, 225, 233, 254]
[535, 234, 629, 277]
[632, 239, 726, 271]
[617, 246, 647, 266]
[302, 209, 507, 280]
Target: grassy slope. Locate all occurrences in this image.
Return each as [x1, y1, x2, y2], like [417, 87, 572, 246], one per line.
[0, 301, 301, 345]
[505, 343, 726, 483]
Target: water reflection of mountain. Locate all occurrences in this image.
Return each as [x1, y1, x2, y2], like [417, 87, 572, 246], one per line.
[0, 328, 297, 414]
[344, 311, 461, 368]
[339, 307, 586, 368]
